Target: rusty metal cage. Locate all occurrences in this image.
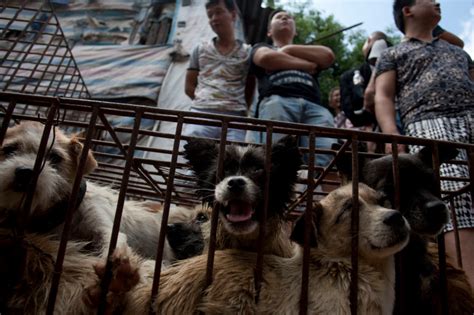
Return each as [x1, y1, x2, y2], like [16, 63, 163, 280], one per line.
[0, 1, 89, 98]
[1, 2, 474, 315]
[0, 91, 473, 314]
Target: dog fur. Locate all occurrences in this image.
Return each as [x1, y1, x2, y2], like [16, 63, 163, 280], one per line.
[166, 205, 208, 260]
[183, 136, 302, 257]
[2, 233, 101, 313]
[0, 122, 200, 262]
[0, 207, 202, 314]
[111, 183, 409, 314]
[0, 231, 150, 314]
[337, 145, 474, 314]
[426, 242, 474, 315]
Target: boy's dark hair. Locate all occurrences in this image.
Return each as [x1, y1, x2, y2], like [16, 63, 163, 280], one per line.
[267, 9, 286, 30]
[393, 0, 415, 34]
[265, 9, 289, 44]
[205, 0, 236, 11]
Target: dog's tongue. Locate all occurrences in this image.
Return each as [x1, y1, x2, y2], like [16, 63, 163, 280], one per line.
[226, 201, 254, 223]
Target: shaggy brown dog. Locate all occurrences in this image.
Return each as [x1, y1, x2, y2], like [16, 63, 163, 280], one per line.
[183, 136, 302, 258]
[0, 122, 201, 262]
[106, 183, 409, 314]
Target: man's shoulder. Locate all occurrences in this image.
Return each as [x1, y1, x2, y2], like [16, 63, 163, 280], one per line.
[251, 42, 273, 52]
[434, 39, 473, 67]
[383, 43, 407, 54]
[237, 40, 252, 54]
[377, 42, 412, 62]
[192, 40, 210, 56]
[203, 38, 217, 47]
[435, 38, 468, 55]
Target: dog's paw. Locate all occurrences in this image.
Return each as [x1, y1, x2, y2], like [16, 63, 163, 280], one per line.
[82, 246, 140, 312]
[108, 248, 140, 293]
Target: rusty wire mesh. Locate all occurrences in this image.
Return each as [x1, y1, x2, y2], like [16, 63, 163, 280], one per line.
[0, 92, 473, 314]
[0, 1, 89, 99]
[0, 3, 473, 315]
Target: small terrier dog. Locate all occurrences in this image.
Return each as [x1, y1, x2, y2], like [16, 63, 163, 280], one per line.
[0, 121, 198, 262]
[183, 135, 302, 257]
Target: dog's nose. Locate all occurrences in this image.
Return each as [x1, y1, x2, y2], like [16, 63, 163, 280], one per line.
[14, 167, 34, 192]
[383, 212, 405, 228]
[227, 177, 246, 192]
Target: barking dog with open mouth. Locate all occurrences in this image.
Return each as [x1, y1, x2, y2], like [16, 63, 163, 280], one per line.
[0, 122, 200, 263]
[106, 183, 409, 314]
[337, 145, 474, 314]
[183, 135, 302, 257]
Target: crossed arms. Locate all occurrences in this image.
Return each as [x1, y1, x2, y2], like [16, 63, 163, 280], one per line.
[252, 44, 335, 74]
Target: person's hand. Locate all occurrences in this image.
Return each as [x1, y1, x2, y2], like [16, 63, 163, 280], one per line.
[384, 143, 407, 155]
[305, 62, 318, 75]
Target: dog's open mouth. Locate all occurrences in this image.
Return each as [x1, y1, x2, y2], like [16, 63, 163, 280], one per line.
[224, 200, 255, 223]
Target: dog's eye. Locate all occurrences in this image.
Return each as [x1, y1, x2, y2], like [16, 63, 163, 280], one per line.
[48, 151, 63, 165]
[1, 143, 18, 157]
[380, 189, 395, 207]
[252, 168, 264, 177]
[335, 200, 354, 224]
[195, 213, 209, 223]
[376, 192, 392, 208]
[379, 197, 392, 208]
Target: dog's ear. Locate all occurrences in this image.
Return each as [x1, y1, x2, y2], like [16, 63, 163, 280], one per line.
[183, 139, 218, 176]
[333, 142, 368, 184]
[290, 202, 321, 247]
[268, 136, 303, 214]
[417, 145, 459, 167]
[69, 137, 98, 175]
[271, 135, 302, 173]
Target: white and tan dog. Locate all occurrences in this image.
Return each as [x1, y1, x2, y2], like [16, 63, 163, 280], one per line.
[0, 122, 197, 262]
[101, 183, 410, 314]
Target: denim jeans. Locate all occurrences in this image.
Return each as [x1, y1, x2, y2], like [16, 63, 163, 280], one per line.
[183, 108, 246, 142]
[252, 95, 336, 167]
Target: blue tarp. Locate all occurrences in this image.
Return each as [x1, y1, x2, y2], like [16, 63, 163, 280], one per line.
[72, 44, 173, 101]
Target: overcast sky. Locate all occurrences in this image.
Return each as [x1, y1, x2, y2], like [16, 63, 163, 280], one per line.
[279, 0, 474, 58]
